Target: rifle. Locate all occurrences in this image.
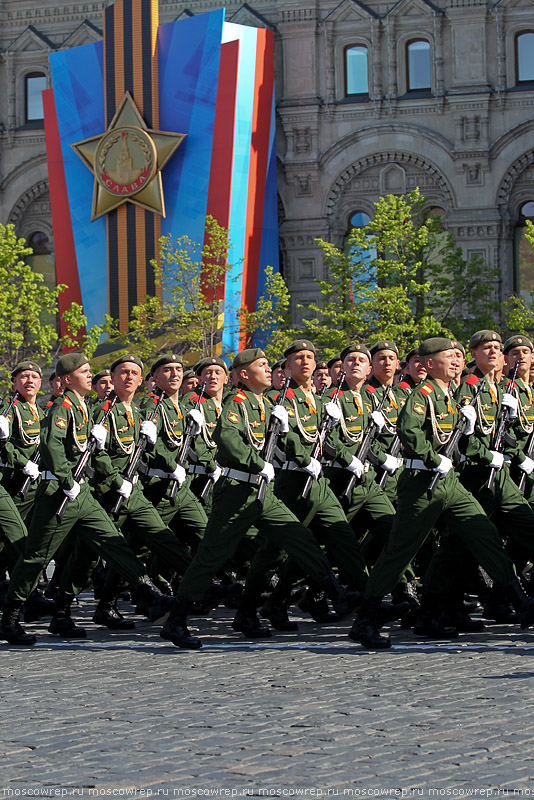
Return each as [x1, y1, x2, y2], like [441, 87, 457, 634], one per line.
[342, 389, 390, 501]
[378, 435, 401, 490]
[486, 359, 520, 495]
[19, 451, 41, 501]
[169, 381, 206, 506]
[256, 376, 291, 508]
[519, 427, 534, 495]
[299, 372, 346, 501]
[427, 378, 486, 499]
[56, 392, 119, 522]
[0, 390, 20, 451]
[110, 389, 166, 518]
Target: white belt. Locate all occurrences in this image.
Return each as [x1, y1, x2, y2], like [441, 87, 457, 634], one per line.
[188, 465, 207, 475]
[325, 460, 370, 473]
[281, 461, 308, 473]
[222, 467, 261, 484]
[147, 468, 171, 479]
[404, 459, 431, 471]
[41, 471, 85, 484]
[0, 461, 12, 469]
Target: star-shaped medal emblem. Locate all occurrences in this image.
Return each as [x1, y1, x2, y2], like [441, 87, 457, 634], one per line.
[71, 92, 186, 221]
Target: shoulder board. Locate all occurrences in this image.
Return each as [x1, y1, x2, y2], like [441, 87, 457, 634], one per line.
[102, 399, 111, 413]
[233, 392, 247, 404]
[46, 400, 53, 408]
[419, 383, 434, 396]
[398, 381, 410, 390]
[285, 387, 295, 401]
[62, 397, 73, 409]
[12, 399, 19, 406]
[365, 385, 377, 395]
[190, 394, 207, 404]
[466, 375, 480, 387]
[506, 379, 517, 390]
[329, 388, 343, 397]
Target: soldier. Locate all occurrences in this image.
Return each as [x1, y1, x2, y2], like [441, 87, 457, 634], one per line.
[91, 368, 112, 402]
[43, 370, 63, 410]
[312, 361, 331, 395]
[327, 354, 343, 386]
[398, 347, 426, 391]
[503, 335, 534, 507]
[159, 347, 359, 648]
[180, 368, 198, 400]
[451, 341, 466, 388]
[349, 336, 534, 649]
[0, 352, 169, 645]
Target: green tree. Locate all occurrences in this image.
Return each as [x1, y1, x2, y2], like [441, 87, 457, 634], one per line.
[501, 220, 534, 334]
[302, 189, 500, 355]
[0, 223, 67, 391]
[239, 266, 293, 361]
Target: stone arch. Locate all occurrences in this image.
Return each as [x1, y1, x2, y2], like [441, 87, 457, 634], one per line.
[496, 149, 534, 215]
[7, 179, 50, 235]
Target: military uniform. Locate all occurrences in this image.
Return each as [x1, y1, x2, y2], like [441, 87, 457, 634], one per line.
[1, 395, 43, 520]
[363, 375, 406, 502]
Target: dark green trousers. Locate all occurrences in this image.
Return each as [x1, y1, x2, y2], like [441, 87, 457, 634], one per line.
[365, 468, 516, 600]
[0, 484, 27, 571]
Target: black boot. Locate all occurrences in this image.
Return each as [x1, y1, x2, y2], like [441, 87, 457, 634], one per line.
[232, 592, 271, 638]
[442, 596, 485, 632]
[348, 597, 391, 649]
[504, 578, 534, 630]
[160, 597, 202, 649]
[0, 600, 37, 645]
[318, 573, 362, 620]
[131, 577, 174, 623]
[23, 589, 56, 623]
[482, 585, 518, 624]
[48, 592, 86, 638]
[93, 587, 135, 630]
[298, 586, 339, 622]
[413, 593, 458, 639]
[260, 596, 299, 631]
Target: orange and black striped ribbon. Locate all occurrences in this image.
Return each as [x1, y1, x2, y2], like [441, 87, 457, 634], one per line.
[103, 0, 161, 330]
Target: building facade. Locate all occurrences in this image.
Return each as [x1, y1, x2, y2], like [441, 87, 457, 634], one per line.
[1, 0, 533, 323]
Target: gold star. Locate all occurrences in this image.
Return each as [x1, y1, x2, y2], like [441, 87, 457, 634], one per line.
[71, 92, 186, 221]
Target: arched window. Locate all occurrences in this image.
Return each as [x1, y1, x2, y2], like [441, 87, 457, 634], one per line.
[407, 40, 431, 91]
[516, 32, 534, 84]
[344, 45, 369, 96]
[27, 231, 51, 255]
[25, 72, 47, 123]
[515, 202, 534, 298]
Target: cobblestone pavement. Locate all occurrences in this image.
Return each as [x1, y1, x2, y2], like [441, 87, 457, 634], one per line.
[1, 594, 534, 798]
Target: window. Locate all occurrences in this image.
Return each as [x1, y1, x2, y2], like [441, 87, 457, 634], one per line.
[516, 32, 534, 83]
[25, 72, 47, 123]
[344, 45, 369, 96]
[515, 202, 534, 298]
[407, 40, 431, 91]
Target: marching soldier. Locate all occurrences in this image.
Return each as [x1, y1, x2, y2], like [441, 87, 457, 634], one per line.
[312, 361, 331, 395]
[91, 368, 112, 402]
[0, 352, 169, 645]
[180, 368, 198, 401]
[327, 354, 343, 386]
[502, 334, 534, 507]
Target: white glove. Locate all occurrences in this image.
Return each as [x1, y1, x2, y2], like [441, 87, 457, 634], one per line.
[63, 481, 81, 501]
[303, 457, 322, 480]
[383, 453, 403, 474]
[347, 456, 365, 478]
[140, 419, 157, 444]
[90, 423, 107, 450]
[519, 456, 534, 475]
[22, 460, 40, 480]
[209, 465, 222, 483]
[324, 402, 342, 423]
[502, 393, 518, 418]
[271, 405, 289, 433]
[117, 479, 133, 499]
[186, 408, 203, 435]
[170, 464, 187, 486]
[370, 410, 386, 431]
[259, 462, 275, 483]
[0, 415, 10, 440]
[433, 455, 453, 475]
[489, 451, 504, 470]
[460, 405, 477, 435]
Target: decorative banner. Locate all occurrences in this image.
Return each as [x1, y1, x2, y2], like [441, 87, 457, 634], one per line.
[44, 2, 278, 348]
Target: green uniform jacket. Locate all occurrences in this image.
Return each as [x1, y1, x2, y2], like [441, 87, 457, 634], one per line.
[214, 388, 268, 473]
[2, 398, 42, 471]
[39, 390, 90, 491]
[274, 379, 323, 468]
[138, 394, 188, 477]
[92, 397, 145, 496]
[363, 376, 409, 458]
[183, 392, 220, 475]
[397, 377, 459, 467]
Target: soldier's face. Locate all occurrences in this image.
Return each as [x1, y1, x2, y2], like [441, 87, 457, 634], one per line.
[328, 361, 343, 382]
[95, 376, 113, 399]
[181, 376, 198, 394]
[49, 376, 63, 397]
[471, 341, 501, 372]
[451, 350, 465, 377]
[343, 352, 370, 384]
[372, 350, 399, 383]
[271, 367, 285, 390]
[112, 363, 143, 397]
[312, 369, 330, 392]
[424, 349, 456, 382]
[64, 363, 92, 396]
[287, 350, 315, 382]
[505, 346, 532, 373]
[155, 363, 183, 394]
[406, 355, 427, 382]
[241, 358, 271, 392]
[200, 365, 227, 396]
[15, 370, 42, 401]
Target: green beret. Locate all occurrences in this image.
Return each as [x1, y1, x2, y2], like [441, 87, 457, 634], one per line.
[284, 339, 316, 357]
[182, 368, 196, 380]
[327, 353, 342, 368]
[56, 352, 90, 377]
[468, 330, 502, 349]
[314, 361, 329, 372]
[150, 353, 184, 374]
[418, 337, 455, 357]
[232, 348, 266, 369]
[110, 354, 144, 373]
[91, 368, 111, 386]
[271, 358, 286, 372]
[340, 343, 371, 362]
[194, 356, 228, 376]
[370, 340, 399, 357]
[404, 347, 420, 363]
[503, 334, 533, 354]
[11, 360, 42, 379]
[451, 340, 466, 357]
